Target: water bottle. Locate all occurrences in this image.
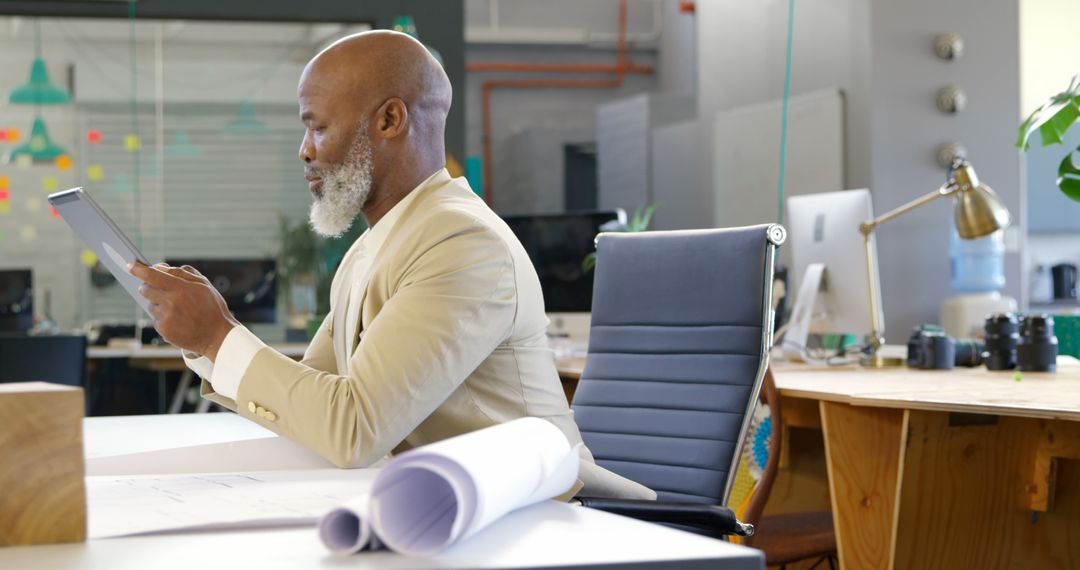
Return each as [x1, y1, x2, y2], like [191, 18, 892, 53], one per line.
[949, 228, 1005, 293]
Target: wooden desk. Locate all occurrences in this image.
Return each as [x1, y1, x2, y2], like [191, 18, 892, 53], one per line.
[555, 357, 585, 403]
[0, 414, 765, 570]
[87, 344, 308, 413]
[773, 365, 1080, 569]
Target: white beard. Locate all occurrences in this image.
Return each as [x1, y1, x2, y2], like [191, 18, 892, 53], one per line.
[308, 124, 374, 238]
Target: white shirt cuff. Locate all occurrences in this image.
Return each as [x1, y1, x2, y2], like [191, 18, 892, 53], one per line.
[182, 351, 215, 380]
[209, 325, 266, 401]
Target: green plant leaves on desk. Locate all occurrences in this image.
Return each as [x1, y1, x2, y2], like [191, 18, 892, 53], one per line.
[1017, 71, 1080, 202]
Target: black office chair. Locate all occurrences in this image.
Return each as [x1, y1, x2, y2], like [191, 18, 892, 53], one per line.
[0, 334, 88, 387]
[572, 224, 786, 538]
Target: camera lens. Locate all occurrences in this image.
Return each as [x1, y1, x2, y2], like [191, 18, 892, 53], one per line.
[1017, 314, 1058, 372]
[984, 313, 1018, 370]
[954, 339, 985, 367]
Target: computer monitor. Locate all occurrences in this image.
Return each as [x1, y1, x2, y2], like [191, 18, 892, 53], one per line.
[0, 269, 33, 333]
[502, 210, 624, 345]
[783, 189, 882, 360]
[164, 258, 277, 324]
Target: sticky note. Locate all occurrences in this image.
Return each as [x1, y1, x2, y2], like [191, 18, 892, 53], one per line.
[19, 225, 36, 242]
[0, 202, 10, 215]
[25, 196, 41, 212]
[41, 177, 58, 192]
[15, 155, 32, 169]
[0, 175, 8, 190]
[50, 206, 61, 218]
[81, 249, 98, 267]
[0, 130, 6, 142]
[54, 155, 73, 171]
[0, 190, 9, 201]
[87, 164, 105, 181]
[86, 129, 103, 144]
[5, 128, 20, 143]
[124, 134, 141, 152]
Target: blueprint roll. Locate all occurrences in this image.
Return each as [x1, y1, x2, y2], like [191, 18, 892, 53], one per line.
[318, 493, 380, 554]
[319, 417, 581, 556]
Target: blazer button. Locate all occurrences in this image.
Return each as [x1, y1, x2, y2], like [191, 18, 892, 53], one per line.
[264, 411, 277, 422]
[247, 401, 256, 414]
[256, 406, 266, 417]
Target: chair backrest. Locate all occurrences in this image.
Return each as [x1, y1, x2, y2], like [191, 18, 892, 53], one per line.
[0, 334, 88, 387]
[572, 224, 785, 504]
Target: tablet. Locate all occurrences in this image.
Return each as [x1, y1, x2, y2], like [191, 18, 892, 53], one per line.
[48, 187, 152, 313]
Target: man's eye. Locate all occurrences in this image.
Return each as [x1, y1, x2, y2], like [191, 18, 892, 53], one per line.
[314, 126, 326, 134]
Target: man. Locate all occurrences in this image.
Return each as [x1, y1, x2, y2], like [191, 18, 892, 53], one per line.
[130, 31, 653, 500]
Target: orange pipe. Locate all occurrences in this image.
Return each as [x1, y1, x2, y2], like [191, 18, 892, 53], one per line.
[479, 0, 650, 206]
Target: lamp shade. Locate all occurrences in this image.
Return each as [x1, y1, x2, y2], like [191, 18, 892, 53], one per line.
[7, 117, 67, 163]
[9, 58, 71, 105]
[226, 102, 267, 134]
[950, 161, 1011, 239]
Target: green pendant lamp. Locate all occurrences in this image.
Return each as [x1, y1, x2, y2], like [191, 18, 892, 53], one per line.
[9, 20, 71, 105]
[392, 15, 443, 66]
[7, 117, 66, 163]
[164, 130, 202, 156]
[9, 58, 70, 105]
[226, 101, 268, 134]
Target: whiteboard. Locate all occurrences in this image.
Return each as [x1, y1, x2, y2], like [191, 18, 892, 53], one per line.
[712, 89, 845, 230]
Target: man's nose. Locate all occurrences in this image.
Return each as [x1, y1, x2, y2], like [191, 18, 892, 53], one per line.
[299, 132, 315, 163]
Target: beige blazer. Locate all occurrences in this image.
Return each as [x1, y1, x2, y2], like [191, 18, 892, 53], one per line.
[198, 172, 655, 500]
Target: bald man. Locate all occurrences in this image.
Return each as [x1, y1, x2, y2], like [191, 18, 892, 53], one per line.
[130, 31, 654, 500]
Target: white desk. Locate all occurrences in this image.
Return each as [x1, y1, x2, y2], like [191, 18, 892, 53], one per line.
[0, 414, 764, 569]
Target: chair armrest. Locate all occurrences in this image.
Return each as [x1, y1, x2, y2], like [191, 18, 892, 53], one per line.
[574, 498, 754, 538]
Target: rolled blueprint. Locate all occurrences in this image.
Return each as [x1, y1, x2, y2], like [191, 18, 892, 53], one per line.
[317, 492, 380, 554]
[318, 417, 581, 556]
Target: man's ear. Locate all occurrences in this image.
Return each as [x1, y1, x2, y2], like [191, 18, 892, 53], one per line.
[374, 97, 409, 140]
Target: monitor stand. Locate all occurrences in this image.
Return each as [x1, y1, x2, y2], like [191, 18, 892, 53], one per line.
[781, 263, 825, 363]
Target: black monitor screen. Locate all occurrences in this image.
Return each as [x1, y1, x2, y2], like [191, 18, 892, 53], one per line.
[502, 211, 621, 313]
[0, 269, 32, 333]
[165, 259, 277, 324]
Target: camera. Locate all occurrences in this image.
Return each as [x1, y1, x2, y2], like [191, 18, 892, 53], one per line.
[1017, 314, 1058, 372]
[907, 325, 984, 370]
[984, 313, 1019, 370]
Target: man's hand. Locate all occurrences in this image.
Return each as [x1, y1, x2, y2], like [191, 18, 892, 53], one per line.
[129, 261, 239, 361]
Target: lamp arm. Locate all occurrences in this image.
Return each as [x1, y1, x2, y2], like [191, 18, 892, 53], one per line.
[857, 183, 955, 355]
[859, 183, 956, 236]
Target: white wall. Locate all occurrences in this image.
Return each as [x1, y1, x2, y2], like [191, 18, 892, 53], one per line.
[1019, 0, 1080, 306]
[1020, 0, 1080, 116]
[696, 0, 872, 195]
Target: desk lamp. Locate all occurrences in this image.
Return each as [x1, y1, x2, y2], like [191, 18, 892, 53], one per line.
[859, 157, 1011, 367]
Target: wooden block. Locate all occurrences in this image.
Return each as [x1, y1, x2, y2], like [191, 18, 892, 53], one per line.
[820, 401, 907, 570]
[0, 382, 86, 546]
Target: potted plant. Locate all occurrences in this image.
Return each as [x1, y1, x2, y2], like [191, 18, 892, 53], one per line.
[1017, 71, 1080, 201]
[582, 203, 660, 272]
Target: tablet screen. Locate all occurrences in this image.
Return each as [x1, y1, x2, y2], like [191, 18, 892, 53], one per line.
[48, 188, 152, 313]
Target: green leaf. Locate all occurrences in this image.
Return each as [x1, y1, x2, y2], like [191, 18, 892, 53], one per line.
[1058, 144, 1080, 202]
[1017, 72, 1080, 150]
[581, 252, 596, 273]
[626, 202, 662, 232]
